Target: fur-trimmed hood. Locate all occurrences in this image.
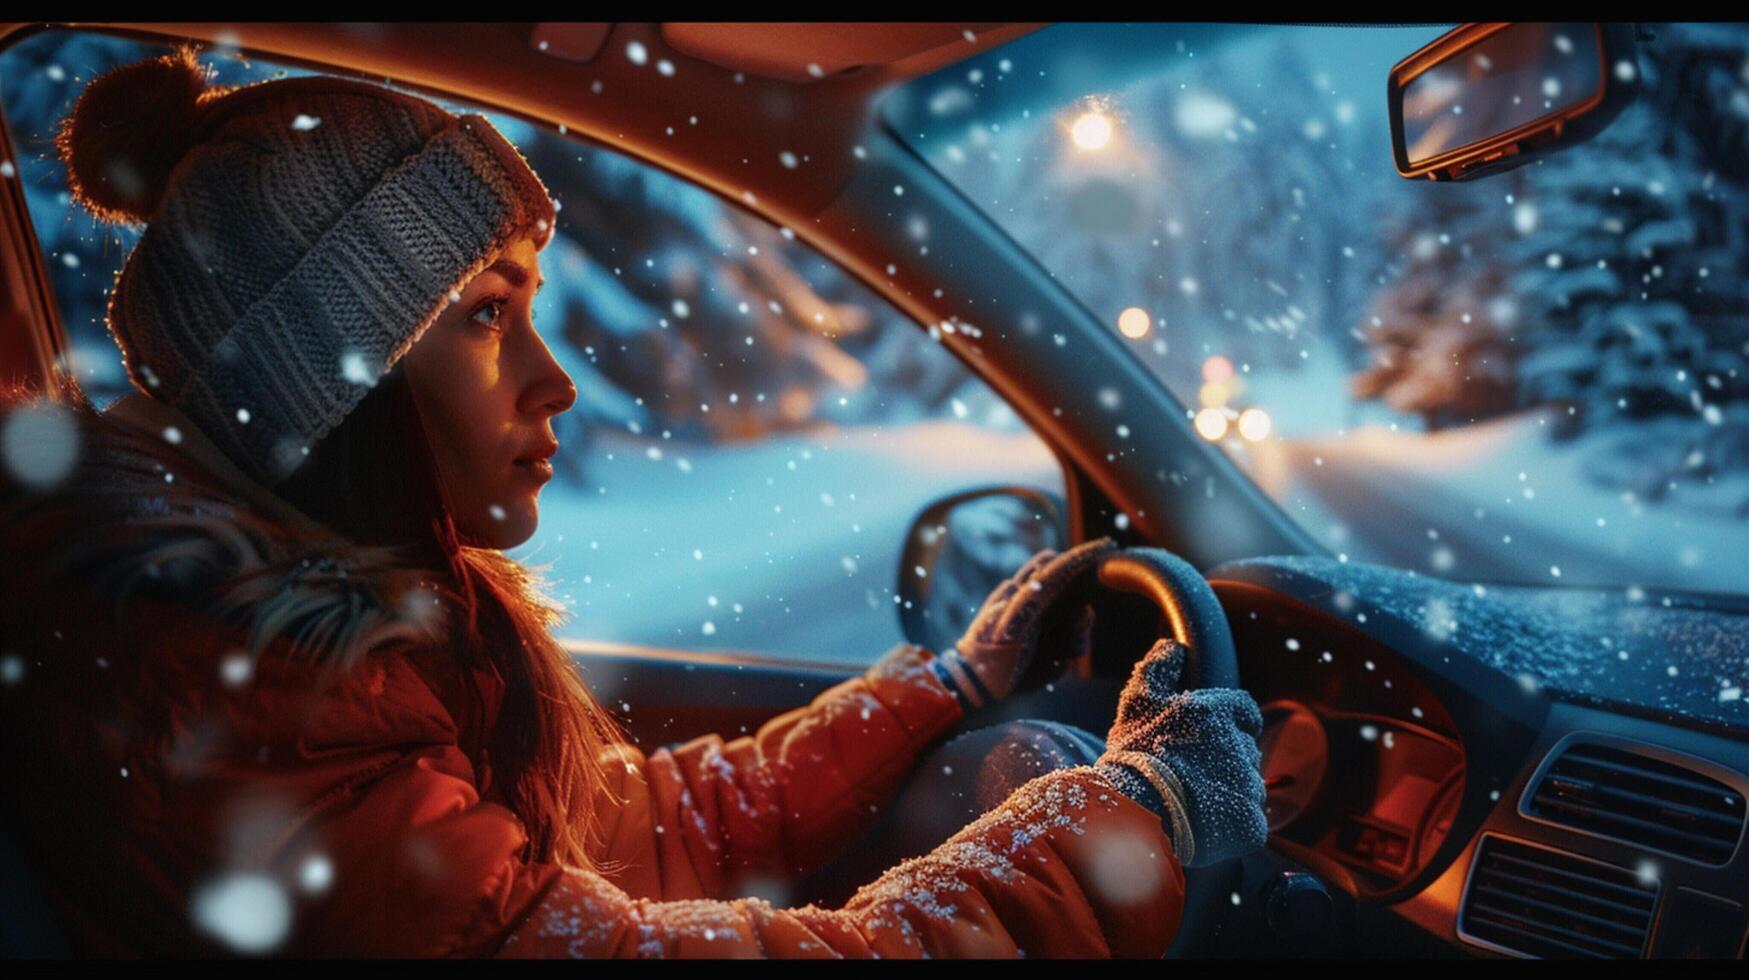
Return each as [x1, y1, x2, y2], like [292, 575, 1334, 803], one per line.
[0, 385, 455, 670]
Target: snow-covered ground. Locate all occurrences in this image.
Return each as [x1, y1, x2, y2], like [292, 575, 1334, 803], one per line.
[1243, 409, 1749, 595]
[511, 421, 1062, 665]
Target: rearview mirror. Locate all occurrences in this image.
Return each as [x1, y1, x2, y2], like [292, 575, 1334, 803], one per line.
[1389, 22, 1639, 181]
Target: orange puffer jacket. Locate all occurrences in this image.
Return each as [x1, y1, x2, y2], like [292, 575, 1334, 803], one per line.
[0, 389, 1185, 958]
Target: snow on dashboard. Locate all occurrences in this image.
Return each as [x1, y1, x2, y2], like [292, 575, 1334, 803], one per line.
[1221, 555, 1749, 736]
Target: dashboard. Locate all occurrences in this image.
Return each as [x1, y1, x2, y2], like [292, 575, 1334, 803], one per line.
[1239, 635, 1465, 894]
[1193, 557, 1749, 960]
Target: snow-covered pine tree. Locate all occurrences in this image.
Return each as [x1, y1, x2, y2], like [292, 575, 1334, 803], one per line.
[1350, 171, 1523, 429]
[1507, 24, 1749, 507]
[1354, 21, 1749, 493]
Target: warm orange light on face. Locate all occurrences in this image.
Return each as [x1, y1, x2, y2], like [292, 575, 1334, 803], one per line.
[1117, 307, 1151, 338]
[400, 235, 557, 551]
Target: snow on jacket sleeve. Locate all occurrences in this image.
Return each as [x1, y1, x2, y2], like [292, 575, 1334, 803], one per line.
[501, 765, 1185, 958]
[204, 639, 1183, 958]
[584, 642, 969, 901]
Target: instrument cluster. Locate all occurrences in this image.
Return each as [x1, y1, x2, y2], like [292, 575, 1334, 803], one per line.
[1223, 583, 1468, 896]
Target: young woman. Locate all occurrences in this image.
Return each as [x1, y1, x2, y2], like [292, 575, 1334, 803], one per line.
[0, 47, 1266, 958]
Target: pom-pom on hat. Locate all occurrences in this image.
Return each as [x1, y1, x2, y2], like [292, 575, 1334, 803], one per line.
[57, 45, 557, 486]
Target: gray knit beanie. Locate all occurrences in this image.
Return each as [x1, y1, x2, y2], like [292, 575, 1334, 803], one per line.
[57, 45, 557, 486]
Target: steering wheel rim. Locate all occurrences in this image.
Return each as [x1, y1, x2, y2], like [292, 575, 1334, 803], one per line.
[1009, 545, 1240, 696]
[1091, 547, 1239, 690]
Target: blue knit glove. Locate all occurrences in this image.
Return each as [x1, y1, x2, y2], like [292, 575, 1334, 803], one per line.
[1093, 638, 1268, 868]
[930, 537, 1116, 710]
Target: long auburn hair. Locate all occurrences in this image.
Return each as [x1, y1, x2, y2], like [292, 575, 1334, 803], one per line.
[275, 365, 623, 869]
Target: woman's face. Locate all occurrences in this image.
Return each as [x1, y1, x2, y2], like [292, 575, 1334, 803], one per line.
[401, 235, 575, 550]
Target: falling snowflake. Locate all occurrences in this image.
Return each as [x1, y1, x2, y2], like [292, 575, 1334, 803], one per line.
[300, 855, 333, 894]
[219, 654, 253, 688]
[1635, 859, 1659, 886]
[190, 874, 291, 954]
[339, 351, 377, 386]
[2, 399, 79, 490]
[1085, 828, 1163, 905]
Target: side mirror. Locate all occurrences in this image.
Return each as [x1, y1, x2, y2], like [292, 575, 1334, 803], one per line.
[1389, 22, 1639, 181]
[894, 486, 1067, 654]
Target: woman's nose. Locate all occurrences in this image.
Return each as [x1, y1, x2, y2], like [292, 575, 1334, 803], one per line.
[529, 370, 577, 417]
[547, 376, 578, 415]
[520, 336, 577, 417]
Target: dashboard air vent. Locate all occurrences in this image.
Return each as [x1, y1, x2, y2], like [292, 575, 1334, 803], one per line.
[1461, 837, 1656, 958]
[1526, 742, 1744, 865]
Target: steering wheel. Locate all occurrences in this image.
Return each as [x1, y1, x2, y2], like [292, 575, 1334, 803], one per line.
[1088, 547, 1238, 688]
[800, 544, 1247, 935]
[1002, 546, 1248, 958]
[1012, 545, 1239, 694]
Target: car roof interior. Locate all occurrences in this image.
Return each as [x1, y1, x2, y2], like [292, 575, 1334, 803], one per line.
[59, 23, 1040, 220]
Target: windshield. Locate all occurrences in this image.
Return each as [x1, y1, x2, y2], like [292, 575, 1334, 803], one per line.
[889, 23, 1749, 596]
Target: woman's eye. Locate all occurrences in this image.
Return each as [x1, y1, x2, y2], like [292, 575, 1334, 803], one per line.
[470, 299, 505, 331]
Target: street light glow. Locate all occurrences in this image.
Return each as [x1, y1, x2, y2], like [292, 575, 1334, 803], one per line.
[1117, 307, 1151, 338]
[1238, 407, 1273, 442]
[1194, 408, 1229, 441]
[1202, 355, 1235, 384]
[1071, 111, 1113, 150]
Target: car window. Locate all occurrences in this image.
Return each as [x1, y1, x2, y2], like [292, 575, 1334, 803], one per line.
[0, 29, 1065, 665]
[890, 23, 1749, 597]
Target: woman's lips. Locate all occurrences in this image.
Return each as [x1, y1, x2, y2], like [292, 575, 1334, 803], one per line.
[515, 436, 559, 484]
[514, 457, 554, 483]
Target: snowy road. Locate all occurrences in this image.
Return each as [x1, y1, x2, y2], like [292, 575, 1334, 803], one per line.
[1250, 412, 1749, 595]
[511, 421, 1062, 665]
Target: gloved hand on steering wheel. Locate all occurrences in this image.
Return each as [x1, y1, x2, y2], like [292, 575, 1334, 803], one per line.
[929, 536, 1118, 710]
[1093, 638, 1269, 868]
